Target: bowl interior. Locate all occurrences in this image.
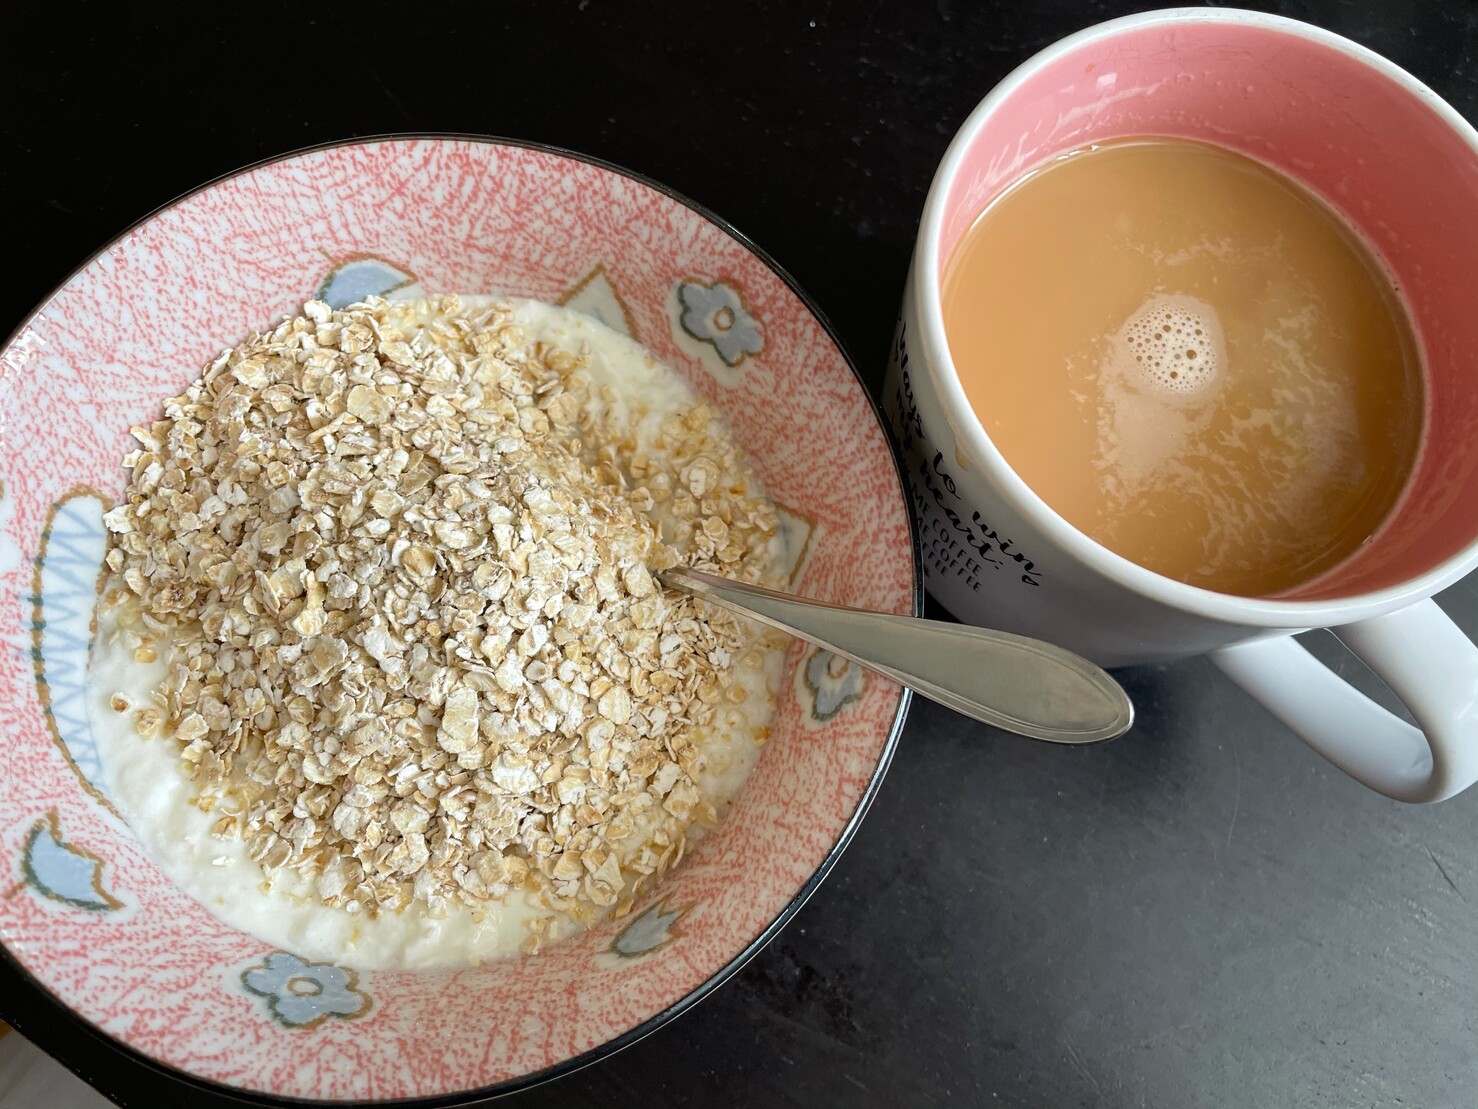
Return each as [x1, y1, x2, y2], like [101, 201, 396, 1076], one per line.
[0, 138, 915, 1102]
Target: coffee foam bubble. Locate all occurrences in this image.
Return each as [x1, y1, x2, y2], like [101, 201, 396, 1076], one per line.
[1118, 294, 1223, 395]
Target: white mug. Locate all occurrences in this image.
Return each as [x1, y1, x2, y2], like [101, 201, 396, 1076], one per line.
[883, 8, 1478, 802]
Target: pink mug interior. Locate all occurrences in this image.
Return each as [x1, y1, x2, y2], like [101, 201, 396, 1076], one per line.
[935, 10, 1478, 602]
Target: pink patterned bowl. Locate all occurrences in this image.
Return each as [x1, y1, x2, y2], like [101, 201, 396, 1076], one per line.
[0, 137, 918, 1104]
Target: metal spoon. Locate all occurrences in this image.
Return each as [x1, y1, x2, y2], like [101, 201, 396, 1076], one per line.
[660, 567, 1133, 744]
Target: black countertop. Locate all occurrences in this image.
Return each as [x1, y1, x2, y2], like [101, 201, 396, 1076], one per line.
[2, 3, 1475, 1107]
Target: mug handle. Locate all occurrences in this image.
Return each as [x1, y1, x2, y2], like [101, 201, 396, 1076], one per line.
[1209, 599, 1478, 803]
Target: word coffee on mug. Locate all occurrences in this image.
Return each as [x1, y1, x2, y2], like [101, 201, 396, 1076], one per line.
[942, 137, 1424, 598]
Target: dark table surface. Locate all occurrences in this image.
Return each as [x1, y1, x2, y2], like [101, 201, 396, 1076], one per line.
[3, 2, 1476, 1107]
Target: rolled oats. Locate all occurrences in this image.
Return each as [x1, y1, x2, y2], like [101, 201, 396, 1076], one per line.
[101, 295, 783, 928]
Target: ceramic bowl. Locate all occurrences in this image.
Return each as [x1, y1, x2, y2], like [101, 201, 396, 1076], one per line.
[0, 137, 918, 1104]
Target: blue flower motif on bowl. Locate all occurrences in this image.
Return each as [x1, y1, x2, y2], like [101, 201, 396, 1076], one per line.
[20, 811, 123, 913]
[316, 255, 418, 310]
[33, 491, 117, 818]
[676, 279, 763, 368]
[803, 648, 865, 722]
[609, 897, 689, 959]
[240, 952, 371, 1029]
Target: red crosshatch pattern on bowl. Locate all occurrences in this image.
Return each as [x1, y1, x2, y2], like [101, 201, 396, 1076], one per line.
[0, 138, 918, 1104]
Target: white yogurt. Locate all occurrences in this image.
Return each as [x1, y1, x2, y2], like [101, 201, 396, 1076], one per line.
[507, 297, 691, 443]
[86, 298, 783, 969]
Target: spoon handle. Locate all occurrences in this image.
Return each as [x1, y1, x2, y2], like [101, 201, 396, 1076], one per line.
[659, 567, 1133, 744]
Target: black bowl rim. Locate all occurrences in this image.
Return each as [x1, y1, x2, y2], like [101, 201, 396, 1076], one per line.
[0, 131, 923, 1107]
